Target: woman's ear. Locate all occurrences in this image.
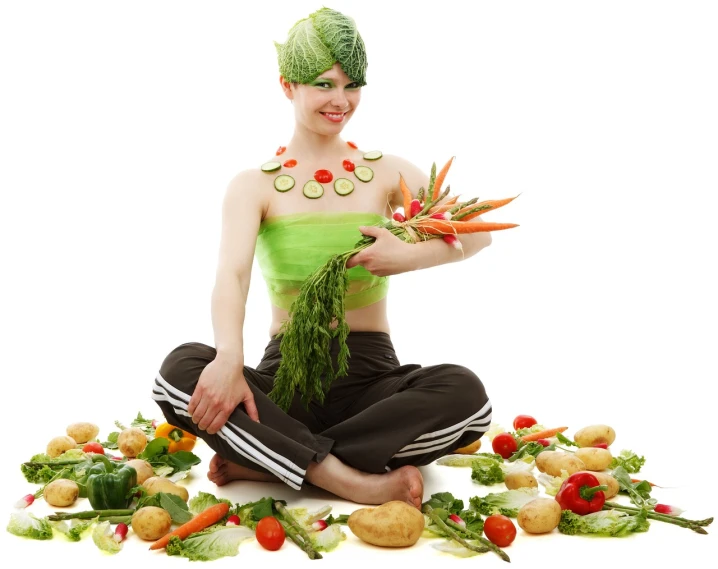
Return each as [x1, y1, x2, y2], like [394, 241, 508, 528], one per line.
[279, 76, 294, 101]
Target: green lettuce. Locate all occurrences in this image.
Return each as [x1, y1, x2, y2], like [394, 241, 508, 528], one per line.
[166, 526, 254, 561]
[470, 454, 505, 485]
[310, 524, 345, 552]
[92, 521, 122, 553]
[189, 491, 233, 516]
[558, 509, 650, 536]
[469, 488, 539, 517]
[609, 449, 646, 473]
[7, 512, 53, 540]
[50, 517, 97, 541]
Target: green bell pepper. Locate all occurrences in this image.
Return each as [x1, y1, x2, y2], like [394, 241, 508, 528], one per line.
[86, 455, 137, 510]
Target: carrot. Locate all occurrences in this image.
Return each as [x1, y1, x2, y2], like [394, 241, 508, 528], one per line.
[520, 427, 569, 442]
[432, 156, 455, 200]
[455, 196, 519, 220]
[417, 220, 519, 234]
[149, 502, 230, 550]
[399, 174, 413, 219]
[428, 196, 461, 214]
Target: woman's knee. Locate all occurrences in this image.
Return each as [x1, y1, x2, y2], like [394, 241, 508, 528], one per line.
[158, 342, 215, 387]
[437, 363, 490, 415]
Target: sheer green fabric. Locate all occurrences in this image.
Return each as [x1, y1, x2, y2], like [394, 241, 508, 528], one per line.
[255, 211, 390, 311]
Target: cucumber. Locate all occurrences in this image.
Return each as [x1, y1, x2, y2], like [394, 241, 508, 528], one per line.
[363, 150, 383, 160]
[333, 177, 355, 196]
[303, 180, 324, 199]
[274, 174, 295, 192]
[353, 165, 374, 182]
[261, 161, 282, 172]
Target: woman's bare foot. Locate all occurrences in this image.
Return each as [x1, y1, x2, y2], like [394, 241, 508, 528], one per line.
[306, 455, 424, 508]
[207, 453, 278, 486]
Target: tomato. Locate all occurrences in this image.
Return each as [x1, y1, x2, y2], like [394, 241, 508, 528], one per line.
[491, 433, 518, 459]
[342, 159, 355, 172]
[512, 415, 537, 430]
[483, 514, 516, 547]
[255, 516, 285, 551]
[283, 159, 297, 168]
[347, 140, 358, 149]
[314, 169, 333, 183]
[275, 146, 286, 155]
[82, 442, 104, 454]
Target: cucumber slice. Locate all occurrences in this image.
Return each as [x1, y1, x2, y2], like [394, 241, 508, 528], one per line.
[274, 174, 295, 192]
[334, 177, 355, 196]
[303, 180, 324, 199]
[261, 161, 282, 172]
[354, 165, 374, 182]
[363, 150, 383, 160]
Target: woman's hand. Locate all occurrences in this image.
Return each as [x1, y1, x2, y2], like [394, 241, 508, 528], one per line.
[345, 225, 416, 276]
[187, 356, 259, 435]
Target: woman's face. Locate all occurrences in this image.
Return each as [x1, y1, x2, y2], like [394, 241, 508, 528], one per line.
[284, 62, 362, 134]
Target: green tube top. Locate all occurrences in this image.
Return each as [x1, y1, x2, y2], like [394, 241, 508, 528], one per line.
[255, 211, 390, 311]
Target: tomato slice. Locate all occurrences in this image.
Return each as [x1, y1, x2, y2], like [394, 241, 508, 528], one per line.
[256, 516, 285, 551]
[483, 514, 516, 547]
[276, 146, 286, 155]
[347, 141, 358, 149]
[82, 442, 104, 455]
[314, 169, 333, 183]
[342, 159, 355, 172]
[283, 159, 297, 168]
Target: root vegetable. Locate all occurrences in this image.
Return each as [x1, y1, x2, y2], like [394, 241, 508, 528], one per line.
[126, 459, 154, 485]
[574, 425, 616, 448]
[117, 428, 147, 458]
[46, 435, 77, 458]
[535, 451, 586, 477]
[143, 476, 189, 502]
[517, 498, 562, 534]
[131, 506, 172, 541]
[66, 422, 100, 444]
[348, 501, 424, 547]
[505, 471, 538, 490]
[575, 447, 613, 471]
[43, 479, 79, 507]
[455, 439, 482, 454]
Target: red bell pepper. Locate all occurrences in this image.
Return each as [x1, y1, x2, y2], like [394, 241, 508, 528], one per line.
[555, 472, 608, 515]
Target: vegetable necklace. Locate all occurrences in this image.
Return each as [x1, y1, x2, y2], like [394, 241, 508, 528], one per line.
[260, 141, 382, 199]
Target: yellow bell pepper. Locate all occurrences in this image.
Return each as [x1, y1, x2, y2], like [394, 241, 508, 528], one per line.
[154, 422, 197, 453]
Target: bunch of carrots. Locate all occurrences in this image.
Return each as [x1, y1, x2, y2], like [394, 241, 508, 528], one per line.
[267, 157, 519, 412]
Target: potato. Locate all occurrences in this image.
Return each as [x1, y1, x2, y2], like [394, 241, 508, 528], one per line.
[143, 476, 189, 502]
[517, 498, 562, 534]
[454, 438, 482, 454]
[578, 471, 620, 499]
[46, 435, 77, 458]
[117, 427, 148, 458]
[66, 422, 100, 444]
[505, 471, 538, 490]
[574, 424, 616, 448]
[43, 479, 79, 507]
[575, 447, 613, 471]
[535, 451, 586, 477]
[131, 506, 172, 541]
[348, 501, 425, 547]
[126, 459, 154, 485]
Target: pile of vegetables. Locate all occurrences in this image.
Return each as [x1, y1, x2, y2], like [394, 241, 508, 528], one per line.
[269, 157, 520, 411]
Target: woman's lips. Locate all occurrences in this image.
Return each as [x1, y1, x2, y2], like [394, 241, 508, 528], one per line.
[320, 112, 345, 123]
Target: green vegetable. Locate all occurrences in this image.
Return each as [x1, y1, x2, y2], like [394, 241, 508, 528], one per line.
[189, 491, 234, 516]
[609, 449, 646, 473]
[421, 492, 484, 534]
[556, 432, 579, 448]
[275, 7, 368, 86]
[7, 512, 53, 540]
[469, 488, 539, 517]
[611, 465, 656, 508]
[166, 526, 254, 561]
[310, 523, 346, 552]
[86, 455, 137, 510]
[137, 436, 201, 475]
[135, 492, 193, 524]
[604, 502, 713, 534]
[50, 517, 97, 541]
[508, 441, 555, 462]
[470, 454, 505, 485]
[91, 521, 122, 553]
[537, 470, 570, 496]
[21, 452, 94, 485]
[558, 509, 650, 536]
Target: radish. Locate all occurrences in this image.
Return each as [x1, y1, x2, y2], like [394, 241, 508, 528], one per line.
[410, 199, 422, 217]
[442, 234, 463, 250]
[430, 212, 450, 220]
[14, 494, 34, 509]
[311, 519, 328, 531]
[654, 504, 684, 516]
[113, 522, 129, 542]
[226, 515, 241, 526]
[392, 212, 406, 222]
[448, 514, 466, 528]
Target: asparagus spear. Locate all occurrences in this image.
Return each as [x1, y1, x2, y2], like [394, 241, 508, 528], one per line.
[604, 502, 712, 534]
[274, 501, 322, 560]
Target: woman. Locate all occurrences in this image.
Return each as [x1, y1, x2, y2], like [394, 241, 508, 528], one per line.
[152, 8, 492, 509]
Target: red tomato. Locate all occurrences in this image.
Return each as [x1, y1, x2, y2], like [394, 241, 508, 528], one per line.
[283, 159, 297, 168]
[314, 169, 333, 183]
[256, 516, 285, 551]
[82, 442, 104, 454]
[347, 141, 358, 149]
[275, 146, 286, 155]
[483, 515, 516, 547]
[491, 433, 518, 459]
[513, 415, 537, 430]
[537, 439, 551, 447]
[342, 159, 355, 172]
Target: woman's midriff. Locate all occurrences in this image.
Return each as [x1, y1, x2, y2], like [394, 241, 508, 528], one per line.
[268, 297, 390, 338]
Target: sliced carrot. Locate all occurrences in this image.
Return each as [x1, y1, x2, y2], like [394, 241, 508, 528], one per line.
[149, 502, 230, 550]
[417, 220, 519, 234]
[399, 174, 413, 219]
[520, 427, 569, 442]
[432, 156, 455, 200]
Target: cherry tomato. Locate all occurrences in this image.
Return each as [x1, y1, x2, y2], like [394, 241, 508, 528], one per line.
[342, 159, 355, 172]
[256, 516, 285, 551]
[513, 415, 537, 430]
[82, 442, 104, 454]
[283, 159, 297, 168]
[347, 141, 358, 149]
[314, 169, 333, 183]
[275, 146, 286, 155]
[483, 514, 516, 547]
[491, 433, 518, 459]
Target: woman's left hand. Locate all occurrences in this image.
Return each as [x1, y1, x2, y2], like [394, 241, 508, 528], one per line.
[345, 225, 414, 276]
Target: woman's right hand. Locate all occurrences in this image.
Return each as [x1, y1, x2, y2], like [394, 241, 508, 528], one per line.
[187, 356, 259, 435]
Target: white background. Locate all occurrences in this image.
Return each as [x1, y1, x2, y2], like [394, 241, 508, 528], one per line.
[1, 0, 717, 566]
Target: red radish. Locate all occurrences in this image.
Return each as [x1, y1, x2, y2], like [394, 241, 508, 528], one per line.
[311, 520, 328, 531]
[442, 234, 463, 250]
[14, 494, 34, 509]
[537, 439, 551, 447]
[226, 515, 241, 526]
[410, 199, 422, 217]
[593, 443, 608, 449]
[654, 504, 684, 516]
[448, 514, 466, 528]
[430, 212, 450, 220]
[151, 419, 158, 429]
[392, 212, 406, 222]
[113, 523, 129, 542]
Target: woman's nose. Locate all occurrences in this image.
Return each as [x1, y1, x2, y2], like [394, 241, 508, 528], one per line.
[330, 89, 348, 109]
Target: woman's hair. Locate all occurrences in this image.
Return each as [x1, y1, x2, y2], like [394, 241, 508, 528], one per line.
[275, 7, 368, 86]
